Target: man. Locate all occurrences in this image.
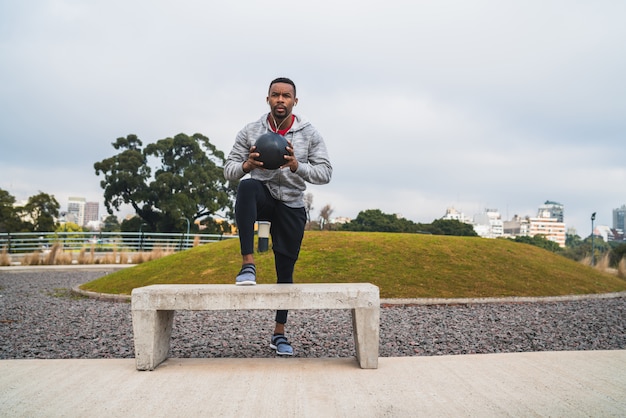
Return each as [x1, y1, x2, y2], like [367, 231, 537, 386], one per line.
[223, 77, 332, 356]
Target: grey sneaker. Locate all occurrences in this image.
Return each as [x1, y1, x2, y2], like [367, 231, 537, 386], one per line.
[235, 263, 256, 286]
[270, 334, 294, 356]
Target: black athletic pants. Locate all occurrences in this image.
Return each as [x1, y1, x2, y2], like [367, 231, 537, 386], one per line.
[235, 179, 307, 324]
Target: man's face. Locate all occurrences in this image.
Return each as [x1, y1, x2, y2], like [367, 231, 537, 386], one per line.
[267, 82, 297, 120]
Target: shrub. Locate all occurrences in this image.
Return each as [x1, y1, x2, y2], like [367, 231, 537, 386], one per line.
[131, 252, 146, 264]
[76, 248, 90, 264]
[98, 252, 117, 264]
[0, 247, 10, 266]
[595, 253, 611, 272]
[22, 251, 42, 265]
[618, 257, 626, 279]
[44, 242, 63, 265]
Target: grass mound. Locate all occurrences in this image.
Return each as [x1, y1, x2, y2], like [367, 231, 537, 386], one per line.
[80, 231, 626, 298]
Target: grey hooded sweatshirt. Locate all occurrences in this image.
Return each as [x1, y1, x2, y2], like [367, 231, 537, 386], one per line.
[224, 113, 332, 208]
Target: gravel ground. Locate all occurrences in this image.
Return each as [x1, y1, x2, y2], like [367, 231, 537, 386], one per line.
[1, 269, 625, 360]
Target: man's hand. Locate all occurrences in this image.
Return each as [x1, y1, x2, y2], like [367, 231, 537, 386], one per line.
[281, 141, 299, 173]
[242, 146, 263, 173]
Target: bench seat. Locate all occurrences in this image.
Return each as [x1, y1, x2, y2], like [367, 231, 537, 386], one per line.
[131, 283, 380, 370]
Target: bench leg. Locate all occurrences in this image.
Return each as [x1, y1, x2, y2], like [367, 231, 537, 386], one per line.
[132, 309, 174, 371]
[351, 307, 379, 369]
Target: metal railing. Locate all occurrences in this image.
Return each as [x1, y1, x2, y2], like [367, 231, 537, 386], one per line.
[0, 231, 237, 255]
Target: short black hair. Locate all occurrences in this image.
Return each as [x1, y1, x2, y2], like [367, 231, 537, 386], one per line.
[269, 77, 296, 97]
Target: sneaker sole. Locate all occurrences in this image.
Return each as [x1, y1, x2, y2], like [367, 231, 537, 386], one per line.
[235, 280, 256, 286]
[270, 343, 294, 356]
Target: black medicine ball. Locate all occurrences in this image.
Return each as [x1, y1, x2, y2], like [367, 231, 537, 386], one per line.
[254, 132, 289, 170]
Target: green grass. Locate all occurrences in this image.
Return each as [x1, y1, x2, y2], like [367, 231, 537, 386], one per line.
[80, 231, 626, 298]
[47, 287, 87, 300]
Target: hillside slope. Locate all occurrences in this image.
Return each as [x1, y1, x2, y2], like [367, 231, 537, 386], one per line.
[80, 231, 626, 298]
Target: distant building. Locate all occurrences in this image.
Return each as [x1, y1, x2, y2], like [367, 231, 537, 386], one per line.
[472, 208, 503, 239]
[441, 207, 471, 224]
[503, 215, 530, 238]
[85, 220, 102, 231]
[449, 200, 567, 246]
[528, 217, 566, 247]
[499, 201, 566, 247]
[538, 200, 564, 222]
[611, 228, 625, 242]
[66, 198, 100, 227]
[84, 202, 99, 226]
[67, 197, 86, 226]
[524, 200, 566, 247]
[613, 205, 626, 234]
[594, 225, 616, 243]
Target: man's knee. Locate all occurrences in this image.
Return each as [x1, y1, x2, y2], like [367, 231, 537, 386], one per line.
[237, 178, 261, 194]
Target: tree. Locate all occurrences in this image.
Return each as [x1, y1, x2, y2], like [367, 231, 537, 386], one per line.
[565, 231, 583, 248]
[341, 209, 479, 236]
[23, 192, 60, 232]
[95, 133, 237, 232]
[200, 216, 234, 235]
[304, 192, 314, 223]
[55, 222, 85, 244]
[101, 215, 121, 232]
[584, 234, 611, 262]
[94, 134, 152, 223]
[512, 235, 562, 253]
[610, 243, 626, 267]
[121, 216, 147, 233]
[319, 204, 334, 230]
[425, 219, 478, 237]
[0, 188, 24, 232]
[561, 230, 587, 261]
[56, 222, 84, 233]
[342, 209, 413, 232]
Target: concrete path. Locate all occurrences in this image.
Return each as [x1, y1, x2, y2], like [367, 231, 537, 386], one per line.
[1, 350, 625, 417]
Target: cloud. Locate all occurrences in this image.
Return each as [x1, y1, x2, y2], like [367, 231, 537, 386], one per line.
[1, 0, 625, 235]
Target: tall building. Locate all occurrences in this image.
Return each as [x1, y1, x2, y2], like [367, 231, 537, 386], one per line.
[503, 215, 530, 237]
[67, 197, 86, 226]
[613, 205, 626, 233]
[84, 202, 100, 225]
[528, 217, 566, 247]
[472, 208, 503, 239]
[538, 201, 564, 222]
[532, 200, 566, 247]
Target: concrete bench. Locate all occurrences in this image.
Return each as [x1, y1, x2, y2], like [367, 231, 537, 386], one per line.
[131, 283, 380, 370]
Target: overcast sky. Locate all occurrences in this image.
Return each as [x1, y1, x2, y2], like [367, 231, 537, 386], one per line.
[1, 0, 625, 235]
